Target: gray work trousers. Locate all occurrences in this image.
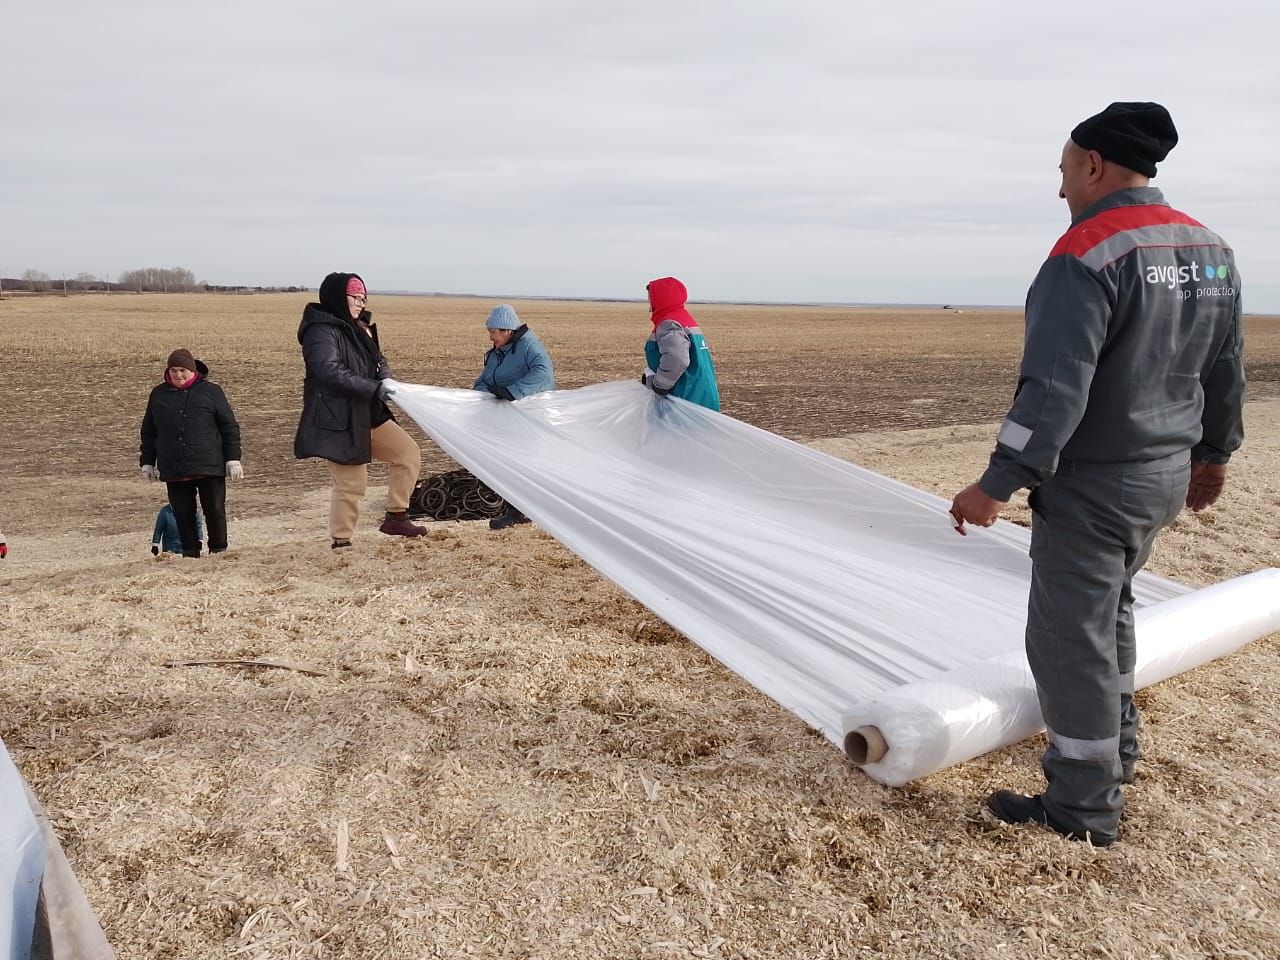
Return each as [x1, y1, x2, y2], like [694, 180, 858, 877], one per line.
[1025, 454, 1190, 840]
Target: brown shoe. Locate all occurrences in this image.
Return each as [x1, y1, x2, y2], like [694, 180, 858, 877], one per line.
[379, 512, 428, 537]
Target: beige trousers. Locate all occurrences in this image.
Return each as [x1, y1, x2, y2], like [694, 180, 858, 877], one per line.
[326, 420, 422, 539]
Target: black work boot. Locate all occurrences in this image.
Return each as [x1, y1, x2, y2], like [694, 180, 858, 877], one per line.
[985, 790, 1117, 847]
[489, 507, 531, 531]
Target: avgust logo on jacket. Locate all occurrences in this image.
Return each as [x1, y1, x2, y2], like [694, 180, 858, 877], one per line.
[1144, 260, 1235, 300]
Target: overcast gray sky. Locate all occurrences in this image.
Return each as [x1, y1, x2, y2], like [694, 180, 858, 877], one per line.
[4, 1, 1278, 309]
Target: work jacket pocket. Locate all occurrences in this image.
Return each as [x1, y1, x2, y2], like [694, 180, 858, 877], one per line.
[315, 394, 349, 431]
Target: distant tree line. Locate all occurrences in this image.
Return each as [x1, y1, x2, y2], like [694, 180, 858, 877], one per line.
[118, 266, 200, 292]
[0, 270, 116, 294]
[204, 283, 309, 293]
[1, 267, 308, 296]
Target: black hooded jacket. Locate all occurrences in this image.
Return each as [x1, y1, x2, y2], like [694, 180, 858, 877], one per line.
[293, 272, 395, 464]
[140, 359, 243, 480]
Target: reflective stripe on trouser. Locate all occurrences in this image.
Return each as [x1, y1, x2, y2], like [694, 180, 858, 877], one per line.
[325, 420, 422, 539]
[1025, 458, 1188, 838]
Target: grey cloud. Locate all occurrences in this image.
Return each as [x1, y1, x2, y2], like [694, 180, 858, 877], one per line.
[3, 0, 1277, 309]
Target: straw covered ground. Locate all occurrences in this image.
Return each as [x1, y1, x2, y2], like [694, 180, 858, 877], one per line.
[1, 293, 1278, 960]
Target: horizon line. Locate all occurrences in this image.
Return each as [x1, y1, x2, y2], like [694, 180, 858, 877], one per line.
[371, 290, 1025, 310]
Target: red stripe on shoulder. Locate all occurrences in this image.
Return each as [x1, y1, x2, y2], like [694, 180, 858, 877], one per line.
[1049, 205, 1205, 259]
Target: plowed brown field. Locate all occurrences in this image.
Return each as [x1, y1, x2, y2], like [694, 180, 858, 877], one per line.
[2, 293, 1278, 960]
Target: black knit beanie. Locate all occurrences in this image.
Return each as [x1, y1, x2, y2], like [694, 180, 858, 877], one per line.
[1070, 102, 1178, 178]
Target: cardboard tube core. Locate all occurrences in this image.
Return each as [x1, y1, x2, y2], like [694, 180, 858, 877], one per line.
[844, 725, 888, 765]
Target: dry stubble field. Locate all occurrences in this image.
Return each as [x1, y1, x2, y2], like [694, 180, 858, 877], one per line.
[1, 293, 1278, 960]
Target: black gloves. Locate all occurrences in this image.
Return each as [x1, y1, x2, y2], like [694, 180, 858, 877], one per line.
[640, 372, 670, 396]
[489, 384, 515, 401]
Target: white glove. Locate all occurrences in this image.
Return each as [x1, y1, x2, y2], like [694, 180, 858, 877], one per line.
[375, 379, 398, 402]
[225, 460, 244, 480]
[141, 464, 160, 482]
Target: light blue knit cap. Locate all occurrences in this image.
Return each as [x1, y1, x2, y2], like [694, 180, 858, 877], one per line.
[485, 305, 520, 330]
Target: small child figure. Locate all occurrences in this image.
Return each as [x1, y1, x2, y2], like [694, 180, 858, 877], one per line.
[151, 505, 204, 556]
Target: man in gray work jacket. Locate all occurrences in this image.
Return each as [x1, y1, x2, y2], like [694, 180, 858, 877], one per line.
[949, 102, 1246, 846]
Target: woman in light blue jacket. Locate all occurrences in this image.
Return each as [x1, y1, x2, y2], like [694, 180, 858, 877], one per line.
[472, 305, 555, 529]
[473, 305, 555, 401]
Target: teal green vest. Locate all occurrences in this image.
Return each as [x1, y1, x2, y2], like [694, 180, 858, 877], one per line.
[645, 329, 720, 411]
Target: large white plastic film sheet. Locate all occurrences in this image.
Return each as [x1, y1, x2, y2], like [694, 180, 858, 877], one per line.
[0, 739, 116, 960]
[1, 739, 44, 960]
[390, 381, 1280, 784]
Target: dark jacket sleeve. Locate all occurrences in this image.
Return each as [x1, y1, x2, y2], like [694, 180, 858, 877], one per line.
[980, 255, 1110, 500]
[1192, 295, 1246, 464]
[302, 324, 379, 400]
[211, 385, 243, 462]
[140, 388, 159, 466]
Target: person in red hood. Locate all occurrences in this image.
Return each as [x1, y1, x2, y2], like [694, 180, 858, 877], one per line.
[640, 277, 721, 411]
[140, 348, 243, 557]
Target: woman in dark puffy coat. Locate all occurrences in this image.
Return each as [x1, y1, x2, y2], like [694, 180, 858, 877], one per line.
[294, 272, 426, 548]
[140, 349, 243, 557]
